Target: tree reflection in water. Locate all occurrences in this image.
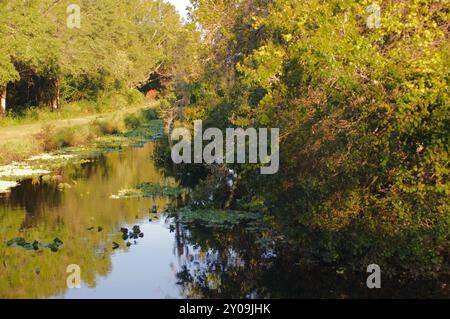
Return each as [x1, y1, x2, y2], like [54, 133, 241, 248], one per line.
[171, 219, 448, 299]
[0, 141, 446, 299]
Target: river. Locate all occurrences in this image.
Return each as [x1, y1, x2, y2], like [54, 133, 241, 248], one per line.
[0, 142, 446, 299]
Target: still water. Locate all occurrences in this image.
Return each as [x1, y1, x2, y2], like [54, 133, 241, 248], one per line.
[0, 143, 446, 299]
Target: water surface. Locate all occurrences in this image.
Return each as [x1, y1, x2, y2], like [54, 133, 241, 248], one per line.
[0, 143, 446, 299]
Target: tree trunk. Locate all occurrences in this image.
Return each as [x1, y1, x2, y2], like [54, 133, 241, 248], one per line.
[164, 109, 175, 139]
[49, 78, 61, 111]
[0, 85, 6, 115]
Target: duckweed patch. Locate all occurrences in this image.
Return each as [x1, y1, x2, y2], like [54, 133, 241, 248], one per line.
[110, 183, 184, 199]
[138, 183, 184, 197]
[0, 180, 19, 193]
[176, 209, 260, 227]
[110, 188, 142, 199]
[27, 154, 75, 161]
[123, 121, 164, 140]
[0, 163, 50, 180]
[50, 120, 163, 159]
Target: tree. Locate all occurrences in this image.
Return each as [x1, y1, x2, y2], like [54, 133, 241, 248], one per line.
[0, 0, 198, 113]
[179, 0, 449, 276]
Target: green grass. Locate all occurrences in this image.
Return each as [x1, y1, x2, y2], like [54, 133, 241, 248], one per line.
[0, 90, 146, 128]
[0, 138, 41, 164]
[0, 107, 162, 166]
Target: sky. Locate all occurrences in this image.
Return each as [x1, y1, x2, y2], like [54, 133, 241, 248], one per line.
[165, 0, 190, 20]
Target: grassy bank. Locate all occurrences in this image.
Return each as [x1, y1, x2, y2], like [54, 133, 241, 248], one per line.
[0, 100, 160, 166]
[0, 90, 145, 128]
[0, 105, 163, 195]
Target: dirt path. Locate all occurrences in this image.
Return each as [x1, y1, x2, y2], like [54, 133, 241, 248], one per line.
[0, 105, 149, 146]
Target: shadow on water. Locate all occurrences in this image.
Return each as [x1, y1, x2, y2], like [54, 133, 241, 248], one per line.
[171, 223, 447, 298]
[0, 142, 447, 299]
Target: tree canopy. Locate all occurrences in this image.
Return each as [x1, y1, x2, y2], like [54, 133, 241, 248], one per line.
[0, 0, 195, 112]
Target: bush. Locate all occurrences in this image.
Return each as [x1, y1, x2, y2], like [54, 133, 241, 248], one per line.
[0, 139, 38, 164]
[54, 127, 82, 148]
[125, 89, 146, 105]
[91, 118, 121, 135]
[124, 114, 141, 130]
[141, 108, 160, 122]
[35, 124, 58, 151]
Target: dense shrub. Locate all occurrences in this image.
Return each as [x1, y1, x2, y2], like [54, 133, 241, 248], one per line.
[181, 0, 449, 277]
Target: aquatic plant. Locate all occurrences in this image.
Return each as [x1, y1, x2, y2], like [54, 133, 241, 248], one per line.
[118, 225, 145, 245]
[0, 180, 19, 193]
[110, 183, 184, 199]
[0, 163, 50, 179]
[138, 183, 184, 197]
[6, 237, 64, 252]
[176, 209, 260, 227]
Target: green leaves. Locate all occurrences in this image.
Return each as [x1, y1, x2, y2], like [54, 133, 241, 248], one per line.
[0, 0, 195, 111]
[185, 0, 449, 276]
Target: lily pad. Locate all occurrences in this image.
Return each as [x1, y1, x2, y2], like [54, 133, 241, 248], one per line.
[6, 237, 64, 252]
[118, 225, 144, 242]
[132, 225, 141, 234]
[53, 238, 64, 246]
[48, 243, 59, 252]
[48, 238, 64, 252]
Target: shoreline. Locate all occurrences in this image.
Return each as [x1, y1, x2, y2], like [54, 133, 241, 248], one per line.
[0, 105, 163, 194]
